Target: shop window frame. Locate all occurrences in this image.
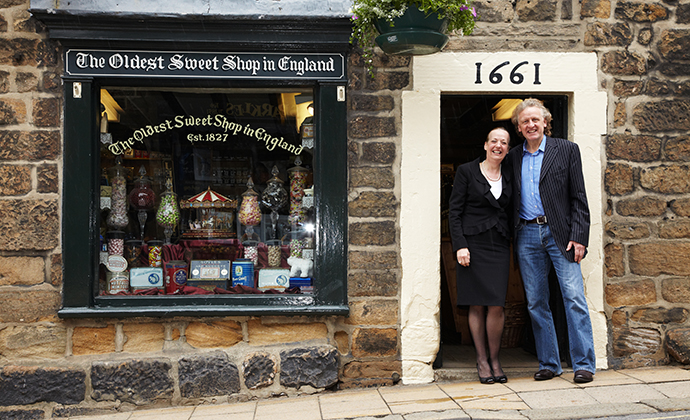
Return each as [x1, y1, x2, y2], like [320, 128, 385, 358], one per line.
[60, 76, 348, 318]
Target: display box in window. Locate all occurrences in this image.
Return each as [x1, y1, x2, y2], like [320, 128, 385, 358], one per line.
[180, 187, 237, 239]
[258, 268, 290, 291]
[289, 277, 313, 293]
[187, 259, 231, 290]
[190, 260, 231, 279]
[130, 267, 164, 292]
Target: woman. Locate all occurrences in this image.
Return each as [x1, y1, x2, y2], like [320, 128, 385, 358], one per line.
[448, 127, 512, 384]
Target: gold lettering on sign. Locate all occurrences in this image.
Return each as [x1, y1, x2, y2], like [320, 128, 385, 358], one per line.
[108, 114, 303, 157]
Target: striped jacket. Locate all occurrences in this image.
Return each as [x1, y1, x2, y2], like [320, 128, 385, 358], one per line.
[507, 136, 590, 263]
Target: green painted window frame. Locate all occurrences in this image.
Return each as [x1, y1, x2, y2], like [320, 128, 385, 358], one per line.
[59, 77, 348, 318]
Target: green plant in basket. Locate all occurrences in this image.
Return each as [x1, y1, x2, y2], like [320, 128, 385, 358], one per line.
[350, 0, 477, 77]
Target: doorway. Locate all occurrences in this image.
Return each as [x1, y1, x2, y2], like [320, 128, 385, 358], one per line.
[437, 94, 571, 372]
[398, 51, 606, 385]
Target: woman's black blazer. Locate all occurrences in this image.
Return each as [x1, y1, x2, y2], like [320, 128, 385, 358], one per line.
[448, 157, 512, 253]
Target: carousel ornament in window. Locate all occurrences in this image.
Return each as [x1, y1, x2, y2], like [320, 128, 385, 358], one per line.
[106, 156, 129, 230]
[129, 165, 156, 240]
[261, 165, 288, 239]
[179, 187, 237, 238]
[288, 157, 310, 225]
[156, 178, 181, 245]
[238, 177, 261, 242]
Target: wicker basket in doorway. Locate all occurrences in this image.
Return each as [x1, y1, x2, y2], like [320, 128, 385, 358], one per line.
[501, 301, 528, 348]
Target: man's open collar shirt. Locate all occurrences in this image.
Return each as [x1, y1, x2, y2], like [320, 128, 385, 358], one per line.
[519, 135, 547, 221]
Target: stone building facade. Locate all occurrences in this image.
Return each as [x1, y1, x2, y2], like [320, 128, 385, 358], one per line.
[0, 0, 688, 417]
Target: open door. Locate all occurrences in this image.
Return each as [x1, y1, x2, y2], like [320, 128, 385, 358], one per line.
[438, 94, 569, 368]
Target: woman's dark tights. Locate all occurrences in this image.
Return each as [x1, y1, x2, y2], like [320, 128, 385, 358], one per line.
[469, 305, 505, 378]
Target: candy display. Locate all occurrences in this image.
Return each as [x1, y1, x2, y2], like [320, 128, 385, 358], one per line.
[125, 239, 142, 268]
[107, 231, 125, 256]
[156, 178, 181, 244]
[238, 177, 261, 226]
[106, 158, 129, 229]
[267, 239, 281, 267]
[231, 259, 254, 287]
[129, 166, 156, 240]
[288, 158, 309, 225]
[165, 260, 188, 294]
[261, 166, 288, 239]
[106, 271, 129, 294]
[148, 240, 163, 267]
[289, 238, 303, 258]
[243, 240, 259, 264]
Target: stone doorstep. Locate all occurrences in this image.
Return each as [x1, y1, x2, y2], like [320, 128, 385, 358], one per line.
[435, 366, 537, 383]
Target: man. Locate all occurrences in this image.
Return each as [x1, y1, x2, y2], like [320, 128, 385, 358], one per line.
[508, 98, 596, 383]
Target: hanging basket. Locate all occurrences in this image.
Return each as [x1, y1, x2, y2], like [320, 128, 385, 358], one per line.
[374, 6, 449, 55]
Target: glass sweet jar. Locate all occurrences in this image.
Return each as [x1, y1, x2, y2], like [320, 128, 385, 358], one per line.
[238, 177, 262, 241]
[129, 165, 156, 240]
[106, 157, 130, 230]
[261, 166, 288, 239]
[156, 178, 181, 244]
[288, 158, 310, 225]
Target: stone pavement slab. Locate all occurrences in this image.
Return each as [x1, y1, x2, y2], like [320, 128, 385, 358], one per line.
[439, 381, 515, 401]
[379, 384, 460, 414]
[403, 409, 469, 419]
[130, 407, 194, 420]
[521, 402, 658, 420]
[319, 389, 391, 419]
[641, 397, 690, 412]
[331, 416, 404, 420]
[190, 401, 255, 419]
[504, 375, 575, 393]
[584, 383, 667, 404]
[463, 409, 526, 419]
[562, 369, 642, 387]
[458, 393, 530, 411]
[519, 387, 599, 409]
[254, 396, 321, 420]
[652, 381, 690, 399]
[73, 414, 131, 420]
[621, 367, 690, 383]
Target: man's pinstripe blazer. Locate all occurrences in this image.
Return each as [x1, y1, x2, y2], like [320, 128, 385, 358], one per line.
[507, 136, 590, 263]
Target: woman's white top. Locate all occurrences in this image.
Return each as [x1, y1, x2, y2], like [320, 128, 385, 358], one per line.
[488, 178, 502, 200]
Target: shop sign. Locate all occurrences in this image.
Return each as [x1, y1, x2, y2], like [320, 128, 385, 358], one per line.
[107, 114, 304, 156]
[65, 49, 345, 80]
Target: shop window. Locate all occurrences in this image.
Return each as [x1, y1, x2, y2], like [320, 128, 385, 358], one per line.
[61, 79, 347, 317]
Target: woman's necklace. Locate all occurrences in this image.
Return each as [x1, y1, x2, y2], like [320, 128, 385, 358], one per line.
[481, 161, 501, 182]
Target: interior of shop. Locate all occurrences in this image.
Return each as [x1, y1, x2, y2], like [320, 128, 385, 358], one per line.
[438, 94, 570, 372]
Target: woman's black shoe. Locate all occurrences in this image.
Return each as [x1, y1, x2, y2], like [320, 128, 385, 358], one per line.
[493, 374, 508, 383]
[477, 364, 495, 384]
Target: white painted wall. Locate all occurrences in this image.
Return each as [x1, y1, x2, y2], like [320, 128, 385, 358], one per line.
[400, 52, 608, 384]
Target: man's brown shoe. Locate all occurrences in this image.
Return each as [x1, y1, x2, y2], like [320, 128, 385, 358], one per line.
[534, 369, 558, 380]
[574, 370, 593, 383]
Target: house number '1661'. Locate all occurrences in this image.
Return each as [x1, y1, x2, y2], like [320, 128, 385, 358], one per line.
[475, 61, 541, 85]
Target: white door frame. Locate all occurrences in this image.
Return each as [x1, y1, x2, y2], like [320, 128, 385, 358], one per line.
[399, 52, 608, 383]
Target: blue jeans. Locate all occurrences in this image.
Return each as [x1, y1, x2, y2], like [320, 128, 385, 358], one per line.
[515, 223, 595, 374]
